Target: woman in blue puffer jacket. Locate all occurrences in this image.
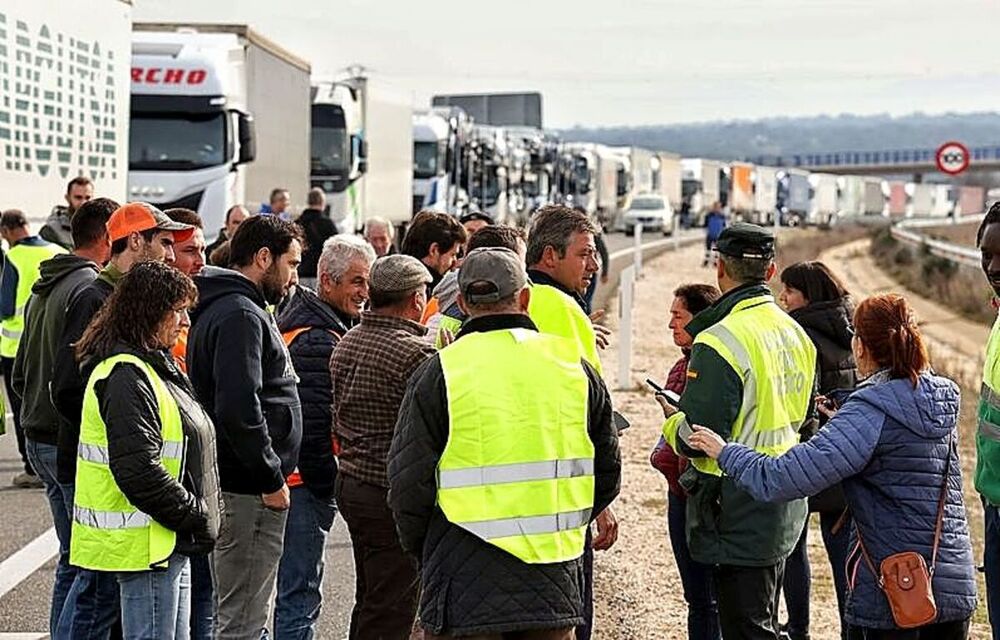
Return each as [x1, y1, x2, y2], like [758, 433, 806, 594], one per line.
[689, 293, 977, 640]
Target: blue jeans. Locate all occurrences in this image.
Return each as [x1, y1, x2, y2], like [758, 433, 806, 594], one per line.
[783, 511, 851, 640]
[25, 438, 76, 635]
[117, 552, 191, 640]
[55, 483, 121, 640]
[189, 554, 213, 640]
[984, 501, 1000, 640]
[274, 486, 338, 640]
[669, 492, 721, 640]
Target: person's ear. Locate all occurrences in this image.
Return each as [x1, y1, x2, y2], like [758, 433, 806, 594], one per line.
[457, 293, 469, 316]
[254, 246, 273, 271]
[518, 287, 531, 312]
[765, 261, 777, 282]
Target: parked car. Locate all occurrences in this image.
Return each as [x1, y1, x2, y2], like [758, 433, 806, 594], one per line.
[622, 193, 674, 236]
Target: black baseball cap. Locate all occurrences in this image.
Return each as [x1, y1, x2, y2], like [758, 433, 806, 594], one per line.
[716, 222, 775, 260]
[459, 211, 495, 226]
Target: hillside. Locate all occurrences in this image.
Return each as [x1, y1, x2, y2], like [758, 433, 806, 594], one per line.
[557, 112, 1000, 161]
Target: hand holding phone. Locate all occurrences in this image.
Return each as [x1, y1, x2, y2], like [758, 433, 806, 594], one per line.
[646, 378, 680, 406]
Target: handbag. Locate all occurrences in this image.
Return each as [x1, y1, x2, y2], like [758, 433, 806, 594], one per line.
[856, 430, 953, 629]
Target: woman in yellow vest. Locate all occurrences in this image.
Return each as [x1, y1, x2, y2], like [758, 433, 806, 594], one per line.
[70, 261, 221, 640]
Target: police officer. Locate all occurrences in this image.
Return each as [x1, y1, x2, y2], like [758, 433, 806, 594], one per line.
[658, 222, 817, 640]
[388, 247, 621, 639]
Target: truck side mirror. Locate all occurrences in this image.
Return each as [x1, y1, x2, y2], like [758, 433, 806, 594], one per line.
[356, 138, 368, 174]
[237, 113, 256, 165]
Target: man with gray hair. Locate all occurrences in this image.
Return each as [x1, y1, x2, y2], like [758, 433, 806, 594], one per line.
[274, 234, 374, 638]
[388, 247, 621, 639]
[330, 254, 436, 638]
[363, 216, 395, 257]
[297, 187, 339, 289]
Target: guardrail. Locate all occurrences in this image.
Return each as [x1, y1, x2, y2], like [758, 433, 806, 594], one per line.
[890, 215, 982, 268]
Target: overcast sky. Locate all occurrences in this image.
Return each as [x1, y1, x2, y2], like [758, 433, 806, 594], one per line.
[133, 0, 1000, 128]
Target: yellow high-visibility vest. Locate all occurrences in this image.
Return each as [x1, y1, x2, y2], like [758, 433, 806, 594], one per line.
[0, 241, 65, 357]
[70, 354, 184, 571]
[437, 328, 594, 564]
[528, 283, 602, 375]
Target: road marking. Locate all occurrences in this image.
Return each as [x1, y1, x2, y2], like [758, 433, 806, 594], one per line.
[0, 527, 58, 600]
[0, 633, 47, 639]
[608, 234, 700, 262]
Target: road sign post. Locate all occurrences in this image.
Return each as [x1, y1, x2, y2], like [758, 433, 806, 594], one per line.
[633, 223, 643, 277]
[617, 265, 635, 391]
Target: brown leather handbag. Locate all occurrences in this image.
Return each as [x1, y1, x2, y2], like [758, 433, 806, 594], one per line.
[856, 431, 953, 629]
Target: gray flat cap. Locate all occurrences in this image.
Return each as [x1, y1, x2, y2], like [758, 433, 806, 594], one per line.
[369, 254, 432, 293]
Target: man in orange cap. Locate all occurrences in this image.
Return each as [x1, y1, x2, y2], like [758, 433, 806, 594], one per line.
[48, 202, 193, 639]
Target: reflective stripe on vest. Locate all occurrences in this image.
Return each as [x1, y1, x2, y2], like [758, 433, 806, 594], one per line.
[0, 241, 65, 358]
[668, 295, 816, 476]
[437, 328, 594, 564]
[528, 283, 602, 375]
[70, 354, 184, 572]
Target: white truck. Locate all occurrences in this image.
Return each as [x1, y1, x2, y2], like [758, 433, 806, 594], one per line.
[311, 76, 413, 233]
[652, 152, 682, 216]
[0, 0, 132, 225]
[412, 106, 469, 216]
[129, 23, 311, 239]
[752, 166, 779, 225]
[808, 173, 839, 226]
[681, 158, 726, 226]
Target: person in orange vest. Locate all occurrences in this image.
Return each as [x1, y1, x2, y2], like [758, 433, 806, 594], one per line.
[274, 235, 375, 638]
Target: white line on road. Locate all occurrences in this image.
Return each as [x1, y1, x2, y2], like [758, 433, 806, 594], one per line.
[0, 633, 47, 639]
[0, 527, 58, 600]
[608, 235, 699, 262]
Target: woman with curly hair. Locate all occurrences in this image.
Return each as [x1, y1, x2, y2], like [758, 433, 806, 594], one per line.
[68, 261, 221, 640]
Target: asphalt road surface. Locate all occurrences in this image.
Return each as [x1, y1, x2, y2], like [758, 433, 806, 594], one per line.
[0, 227, 704, 639]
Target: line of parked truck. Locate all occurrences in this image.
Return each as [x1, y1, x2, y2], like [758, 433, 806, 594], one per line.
[1, 4, 987, 243]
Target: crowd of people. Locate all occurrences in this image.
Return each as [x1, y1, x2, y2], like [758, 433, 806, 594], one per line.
[1, 176, 1000, 640]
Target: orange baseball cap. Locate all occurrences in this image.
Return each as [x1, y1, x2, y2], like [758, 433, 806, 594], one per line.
[107, 202, 195, 243]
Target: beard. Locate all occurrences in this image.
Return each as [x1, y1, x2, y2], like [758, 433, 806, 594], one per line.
[260, 263, 287, 304]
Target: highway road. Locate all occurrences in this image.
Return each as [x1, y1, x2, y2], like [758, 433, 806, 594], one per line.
[0, 227, 703, 639]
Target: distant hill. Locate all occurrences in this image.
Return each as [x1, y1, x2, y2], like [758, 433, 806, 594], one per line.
[556, 112, 1000, 161]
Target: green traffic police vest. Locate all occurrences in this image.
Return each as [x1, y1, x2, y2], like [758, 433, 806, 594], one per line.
[528, 283, 602, 375]
[70, 354, 185, 572]
[663, 293, 816, 476]
[437, 328, 594, 564]
[0, 240, 65, 357]
[976, 312, 1000, 504]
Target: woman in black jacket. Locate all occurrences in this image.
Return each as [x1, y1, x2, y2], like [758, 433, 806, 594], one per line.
[72, 261, 221, 640]
[777, 260, 858, 640]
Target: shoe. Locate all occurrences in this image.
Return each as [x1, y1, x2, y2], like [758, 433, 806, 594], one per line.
[12, 472, 44, 489]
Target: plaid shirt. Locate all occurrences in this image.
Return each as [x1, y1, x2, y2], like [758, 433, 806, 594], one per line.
[330, 310, 435, 487]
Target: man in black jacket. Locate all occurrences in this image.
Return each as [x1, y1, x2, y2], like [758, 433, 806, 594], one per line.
[10, 197, 112, 637]
[273, 234, 373, 638]
[388, 248, 621, 639]
[296, 187, 339, 289]
[186, 215, 303, 640]
[50, 201, 192, 639]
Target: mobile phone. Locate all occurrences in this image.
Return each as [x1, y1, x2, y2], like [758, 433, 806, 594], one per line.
[645, 378, 681, 406]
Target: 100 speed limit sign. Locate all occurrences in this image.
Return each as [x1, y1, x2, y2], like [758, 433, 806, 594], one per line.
[936, 141, 971, 175]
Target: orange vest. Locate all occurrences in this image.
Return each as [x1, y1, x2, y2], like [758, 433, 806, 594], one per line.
[281, 326, 341, 489]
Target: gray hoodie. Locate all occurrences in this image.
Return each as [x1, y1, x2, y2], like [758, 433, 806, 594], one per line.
[12, 253, 99, 444]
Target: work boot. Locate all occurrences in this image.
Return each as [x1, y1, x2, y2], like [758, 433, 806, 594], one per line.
[11, 472, 44, 489]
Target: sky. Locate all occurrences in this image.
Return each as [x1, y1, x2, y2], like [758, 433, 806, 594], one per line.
[132, 0, 1000, 128]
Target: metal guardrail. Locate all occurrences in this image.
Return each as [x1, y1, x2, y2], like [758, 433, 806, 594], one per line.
[749, 145, 1000, 169]
[890, 215, 982, 268]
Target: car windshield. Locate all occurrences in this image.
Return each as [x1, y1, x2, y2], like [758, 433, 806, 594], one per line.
[129, 112, 226, 170]
[630, 197, 664, 210]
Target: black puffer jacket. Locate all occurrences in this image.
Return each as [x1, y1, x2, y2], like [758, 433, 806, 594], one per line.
[276, 286, 354, 499]
[92, 345, 221, 556]
[387, 314, 621, 636]
[790, 299, 857, 395]
[187, 267, 303, 496]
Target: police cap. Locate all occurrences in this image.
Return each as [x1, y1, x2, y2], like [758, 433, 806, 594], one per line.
[715, 222, 775, 260]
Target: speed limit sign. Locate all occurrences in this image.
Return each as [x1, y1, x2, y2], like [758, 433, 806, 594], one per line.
[936, 141, 970, 175]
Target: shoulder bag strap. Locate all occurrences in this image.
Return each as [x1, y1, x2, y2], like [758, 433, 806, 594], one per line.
[929, 429, 955, 574]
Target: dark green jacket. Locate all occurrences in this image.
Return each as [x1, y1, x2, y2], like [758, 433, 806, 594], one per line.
[676, 283, 810, 567]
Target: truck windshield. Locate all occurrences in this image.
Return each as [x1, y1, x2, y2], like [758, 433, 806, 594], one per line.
[130, 113, 226, 170]
[573, 158, 591, 194]
[413, 141, 438, 179]
[311, 128, 349, 176]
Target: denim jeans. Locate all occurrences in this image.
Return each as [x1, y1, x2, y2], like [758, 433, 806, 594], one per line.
[2, 356, 31, 474]
[55, 481, 121, 640]
[668, 492, 721, 640]
[984, 501, 1000, 640]
[212, 491, 288, 640]
[274, 486, 338, 640]
[189, 554, 213, 640]
[117, 552, 191, 640]
[25, 438, 76, 635]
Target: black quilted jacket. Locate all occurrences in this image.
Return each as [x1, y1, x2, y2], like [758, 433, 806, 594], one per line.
[387, 314, 621, 636]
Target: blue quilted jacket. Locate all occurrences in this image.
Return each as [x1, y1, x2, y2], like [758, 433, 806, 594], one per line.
[718, 371, 977, 630]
